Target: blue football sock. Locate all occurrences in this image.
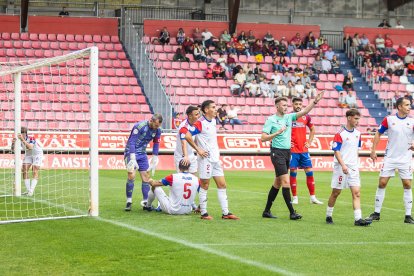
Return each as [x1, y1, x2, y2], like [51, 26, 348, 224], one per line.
[142, 182, 150, 200]
[126, 179, 134, 199]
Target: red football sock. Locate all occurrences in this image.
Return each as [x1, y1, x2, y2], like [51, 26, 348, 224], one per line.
[306, 176, 315, 196]
[290, 175, 297, 197]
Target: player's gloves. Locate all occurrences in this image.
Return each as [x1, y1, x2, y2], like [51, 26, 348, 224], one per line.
[126, 154, 139, 172]
[147, 155, 159, 176]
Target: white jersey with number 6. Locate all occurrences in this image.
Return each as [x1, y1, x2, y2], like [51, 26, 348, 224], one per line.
[159, 172, 200, 214]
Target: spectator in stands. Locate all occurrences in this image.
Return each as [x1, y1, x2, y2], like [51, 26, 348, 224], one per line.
[201, 28, 215, 48]
[331, 55, 342, 74]
[360, 34, 370, 48]
[235, 40, 249, 56]
[173, 45, 190, 62]
[396, 44, 407, 59]
[294, 79, 305, 98]
[338, 91, 347, 108]
[176, 28, 186, 45]
[272, 55, 283, 72]
[393, 57, 405, 76]
[221, 30, 231, 43]
[217, 53, 229, 71]
[395, 20, 405, 29]
[404, 52, 413, 66]
[269, 79, 278, 98]
[343, 71, 354, 91]
[193, 43, 205, 61]
[324, 47, 335, 61]
[252, 39, 263, 56]
[281, 71, 292, 84]
[215, 38, 228, 54]
[408, 60, 414, 75]
[238, 31, 247, 44]
[317, 35, 326, 47]
[345, 90, 358, 108]
[227, 105, 246, 130]
[286, 80, 296, 97]
[217, 104, 229, 130]
[212, 62, 227, 80]
[376, 66, 391, 83]
[205, 50, 215, 63]
[375, 34, 385, 54]
[262, 42, 273, 56]
[227, 43, 237, 55]
[392, 91, 401, 108]
[407, 42, 414, 54]
[227, 53, 237, 70]
[158, 27, 170, 45]
[182, 37, 194, 54]
[59, 7, 69, 16]
[378, 19, 391, 28]
[247, 30, 256, 46]
[245, 79, 261, 97]
[312, 55, 323, 74]
[305, 32, 317, 49]
[293, 66, 304, 80]
[193, 27, 203, 44]
[319, 40, 329, 53]
[258, 77, 270, 97]
[277, 80, 288, 97]
[304, 82, 317, 99]
[301, 72, 311, 85]
[321, 56, 332, 73]
[263, 31, 275, 46]
[271, 69, 281, 83]
[291, 33, 303, 49]
[233, 68, 246, 95]
[352, 33, 362, 51]
[384, 34, 395, 55]
[205, 63, 214, 79]
[287, 42, 296, 58]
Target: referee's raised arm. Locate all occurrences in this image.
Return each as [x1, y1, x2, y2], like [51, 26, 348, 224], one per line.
[296, 90, 325, 118]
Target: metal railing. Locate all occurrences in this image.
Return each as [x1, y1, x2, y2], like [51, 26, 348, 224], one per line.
[320, 31, 344, 51]
[121, 10, 173, 129]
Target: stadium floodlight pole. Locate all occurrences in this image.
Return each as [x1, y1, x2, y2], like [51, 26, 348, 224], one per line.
[89, 46, 99, 217]
[13, 72, 22, 197]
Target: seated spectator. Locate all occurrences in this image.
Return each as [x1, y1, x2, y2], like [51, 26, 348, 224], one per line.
[343, 34, 353, 50]
[286, 80, 296, 97]
[245, 79, 261, 97]
[201, 28, 215, 48]
[230, 32, 238, 44]
[360, 34, 370, 48]
[154, 27, 170, 45]
[262, 42, 273, 56]
[193, 43, 205, 61]
[319, 40, 329, 53]
[259, 78, 271, 97]
[375, 34, 385, 54]
[227, 54, 237, 70]
[59, 6, 69, 16]
[345, 90, 358, 108]
[301, 72, 311, 85]
[312, 55, 323, 74]
[291, 33, 303, 49]
[227, 105, 247, 130]
[331, 55, 342, 74]
[205, 50, 216, 63]
[338, 91, 348, 108]
[318, 36, 326, 47]
[193, 27, 203, 44]
[252, 39, 263, 56]
[384, 34, 395, 55]
[205, 63, 214, 79]
[227, 44, 237, 55]
[287, 41, 296, 58]
[352, 33, 362, 51]
[176, 28, 186, 45]
[238, 31, 247, 44]
[343, 71, 354, 91]
[216, 53, 228, 71]
[407, 42, 414, 54]
[232, 64, 242, 77]
[235, 40, 249, 56]
[173, 45, 190, 62]
[268, 79, 278, 98]
[263, 31, 275, 45]
[408, 60, 414, 75]
[396, 44, 407, 59]
[233, 68, 246, 94]
[216, 104, 229, 130]
[305, 31, 317, 49]
[282, 71, 294, 84]
[405, 91, 414, 107]
[321, 56, 332, 73]
[182, 37, 194, 54]
[294, 79, 305, 98]
[212, 62, 227, 80]
[271, 70, 281, 84]
[304, 82, 317, 99]
[293, 67, 304, 80]
[405, 52, 413, 65]
[375, 66, 391, 83]
[392, 91, 401, 108]
[378, 19, 391, 28]
[247, 30, 256, 46]
[395, 20, 405, 29]
[215, 38, 228, 54]
[277, 80, 288, 97]
[221, 30, 231, 43]
[324, 47, 335, 61]
[245, 71, 255, 84]
[393, 58, 405, 76]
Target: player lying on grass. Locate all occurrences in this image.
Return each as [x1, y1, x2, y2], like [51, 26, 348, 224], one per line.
[326, 109, 371, 226]
[11, 126, 43, 196]
[146, 159, 199, 215]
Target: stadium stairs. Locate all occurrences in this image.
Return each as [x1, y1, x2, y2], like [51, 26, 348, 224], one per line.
[336, 52, 388, 124]
[0, 32, 152, 132]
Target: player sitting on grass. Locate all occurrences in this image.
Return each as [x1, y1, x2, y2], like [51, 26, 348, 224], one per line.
[146, 159, 200, 215]
[11, 126, 43, 196]
[326, 109, 372, 226]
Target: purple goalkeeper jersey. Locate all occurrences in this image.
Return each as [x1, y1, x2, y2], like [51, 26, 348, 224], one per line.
[124, 121, 161, 157]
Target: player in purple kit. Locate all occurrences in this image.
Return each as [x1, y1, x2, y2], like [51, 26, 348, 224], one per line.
[124, 114, 162, 211]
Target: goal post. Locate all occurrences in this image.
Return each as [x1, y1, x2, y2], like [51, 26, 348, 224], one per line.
[0, 47, 99, 224]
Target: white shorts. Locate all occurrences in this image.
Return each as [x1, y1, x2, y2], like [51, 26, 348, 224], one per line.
[331, 164, 360, 189]
[174, 155, 198, 174]
[23, 154, 43, 167]
[380, 160, 413, 179]
[154, 188, 192, 215]
[198, 157, 224, 179]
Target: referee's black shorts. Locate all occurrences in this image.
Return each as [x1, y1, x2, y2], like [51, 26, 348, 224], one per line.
[270, 148, 291, 177]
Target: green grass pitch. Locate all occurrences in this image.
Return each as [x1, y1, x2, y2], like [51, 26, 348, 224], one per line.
[1, 169, 414, 275]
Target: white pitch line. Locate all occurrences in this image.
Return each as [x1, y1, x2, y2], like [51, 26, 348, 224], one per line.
[197, 241, 414, 246]
[96, 217, 298, 276]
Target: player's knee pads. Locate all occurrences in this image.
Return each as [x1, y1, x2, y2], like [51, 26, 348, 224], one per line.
[305, 171, 313, 177]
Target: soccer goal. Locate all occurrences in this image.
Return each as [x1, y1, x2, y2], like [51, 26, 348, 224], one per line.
[0, 47, 99, 224]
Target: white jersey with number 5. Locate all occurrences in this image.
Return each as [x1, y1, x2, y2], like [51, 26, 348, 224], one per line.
[378, 115, 414, 165]
[161, 172, 200, 213]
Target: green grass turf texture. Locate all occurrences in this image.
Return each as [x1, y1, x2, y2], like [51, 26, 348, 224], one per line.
[1, 169, 414, 275]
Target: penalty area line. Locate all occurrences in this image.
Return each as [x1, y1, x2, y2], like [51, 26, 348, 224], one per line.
[96, 217, 298, 276]
[197, 241, 414, 246]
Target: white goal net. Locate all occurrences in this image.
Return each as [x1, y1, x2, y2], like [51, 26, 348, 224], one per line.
[0, 47, 99, 224]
